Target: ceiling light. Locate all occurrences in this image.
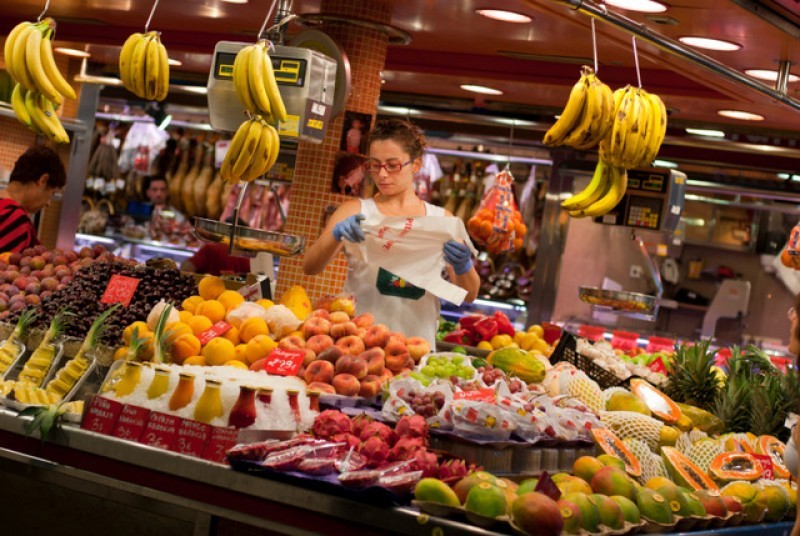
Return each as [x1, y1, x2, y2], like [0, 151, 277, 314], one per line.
[221, 0, 248, 3]
[793, 175, 800, 182]
[685, 127, 726, 138]
[476, 9, 532, 23]
[54, 47, 90, 58]
[717, 109, 764, 121]
[678, 36, 741, 51]
[745, 69, 799, 83]
[653, 159, 678, 168]
[603, 0, 668, 13]
[460, 84, 503, 95]
[378, 105, 420, 115]
[778, 173, 791, 179]
[167, 58, 182, 66]
[179, 86, 208, 95]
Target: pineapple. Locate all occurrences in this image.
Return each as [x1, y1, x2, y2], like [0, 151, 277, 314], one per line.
[17, 310, 70, 387]
[713, 371, 752, 434]
[664, 340, 720, 411]
[749, 374, 788, 438]
[0, 309, 36, 374]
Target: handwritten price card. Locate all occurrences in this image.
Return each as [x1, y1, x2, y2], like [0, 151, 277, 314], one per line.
[139, 411, 181, 451]
[197, 321, 233, 345]
[648, 357, 668, 374]
[100, 275, 141, 307]
[753, 454, 774, 480]
[175, 419, 211, 457]
[81, 395, 123, 435]
[202, 426, 239, 464]
[454, 388, 496, 403]
[111, 404, 151, 441]
[263, 348, 305, 376]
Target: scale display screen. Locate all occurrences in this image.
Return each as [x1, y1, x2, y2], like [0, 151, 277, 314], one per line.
[627, 171, 667, 193]
[213, 52, 308, 87]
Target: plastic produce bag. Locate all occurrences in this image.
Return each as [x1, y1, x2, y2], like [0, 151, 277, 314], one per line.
[467, 168, 527, 255]
[382, 377, 454, 429]
[450, 400, 517, 441]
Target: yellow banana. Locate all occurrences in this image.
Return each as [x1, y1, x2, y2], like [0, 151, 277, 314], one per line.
[221, 118, 256, 183]
[129, 32, 151, 98]
[39, 27, 76, 100]
[579, 164, 628, 217]
[119, 33, 143, 91]
[263, 46, 288, 122]
[564, 75, 601, 148]
[242, 120, 271, 182]
[156, 41, 170, 101]
[232, 118, 263, 180]
[644, 92, 668, 165]
[607, 86, 633, 166]
[630, 89, 652, 168]
[25, 90, 53, 138]
[576, 76, 613, 149]
[233, 45, 256, 113]
[249, 43, 273, 117]
[562, 159, 610, 212]
[594, 80, 615, 144]
[4, 22, 32, 85]
[264, 123, 280, 171]
[24, 25, 60, 105]
[11, 84, 32, 127]
[38, 94, 69, 144]
[620, 89, 645, 168]
[144, 34, 160, 100]
[544, 70, 589, 147]
[13, 24, 37, 91]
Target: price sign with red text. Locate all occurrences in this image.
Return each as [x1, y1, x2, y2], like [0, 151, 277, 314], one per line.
[101, 275, 141, 307]
[112, 404, 151, 441]
[140, 411, 180, 451]
[648, 357, 667, 375]
[197, 321, 233, 345]
[263, 348, 305, 376]
[202, 426, 239, 464]
[753, 454, 774, 480]
[454, 388, 496, 404]
[176, 419, 211, 457]
[81, 395, 123, 435]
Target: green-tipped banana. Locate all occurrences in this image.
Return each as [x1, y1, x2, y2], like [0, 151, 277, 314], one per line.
[562, 159, 610, 212]
[577, 164, 628, 218]
[11, 84, 32, 127]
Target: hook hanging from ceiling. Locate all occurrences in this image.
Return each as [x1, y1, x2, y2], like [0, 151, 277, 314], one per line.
[37, 0, 51, 22]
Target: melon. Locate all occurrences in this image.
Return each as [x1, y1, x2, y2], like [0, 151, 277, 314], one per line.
[591, 427, 642, 477]
[661, 446, 718, 492]
[708, 452, 763, 482]
[755, 435, 790, 479]
[629, 378, 681, 424]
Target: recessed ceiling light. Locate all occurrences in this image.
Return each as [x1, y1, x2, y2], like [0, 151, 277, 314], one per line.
[221, 0, 248, 4]
[460, 84, 503, 95]
[745, 69, 799, 83]
[604, 0, 668, 13]
[678, 36, 741, 51]
[653, 159, 678, 168]
[717, 109, 764, 121]
[168, 58, 182, 66]
[792, 175, 800, 182]
[54, 47, 90, 58]
[778, 173, 791, 179]
[685, 127, 726, 138]
[476, 9, 532, 23]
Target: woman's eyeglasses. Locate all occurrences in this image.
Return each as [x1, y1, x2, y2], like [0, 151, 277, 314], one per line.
[364, 159, 413, 174]
[789, 306, 797, 321]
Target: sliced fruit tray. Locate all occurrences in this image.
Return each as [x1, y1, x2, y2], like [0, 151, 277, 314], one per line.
[550, 332, 629, 389]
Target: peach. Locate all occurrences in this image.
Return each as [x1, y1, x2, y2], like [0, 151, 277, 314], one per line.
[303, 348, 317, 366]
[302, 316, 332, 338]
[305, 360, 335, 384]
[385, 342, 413, 372]
[387, 332, 407, 346]
[278, 335, 305, 350]
[330, 321, 358, 339]
[329, 310, 351, 324]
[306, 334, 334, 355]
[353, 313, 375, 329]
[406, 336, 431, 363]
[318, 345, 345, 365]
[364, 323, 390, 348]
[359, 375, 382, 398]
[335, 355, 368, 380]
[335, 335, 366, 356]
[379, 368, 395, 383]
[307, 381, 336, 395]
[332, 373, 361, 396]
[309, 309, 331, 320]
[359, 347, 386, 375]
[356, 327, 367, 340]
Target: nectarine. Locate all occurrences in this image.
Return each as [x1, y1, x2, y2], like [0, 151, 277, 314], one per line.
[329, 310, 351, 324]
[364, 324, 390, 348]
[335, 335, 366, 356]
[353, 313, 375, 329]
[359, 348, 386, 376]
[406, 336, 431, 363]
[359, 375, 382, 398]
[318, 345, 344, 364]
[330, 321, 358, 339]
[335, 355, 368, 380]
[306, 334, 334, 355]
[278, 335, 306, 350]
[332, 373, 360, 396]
[387, 332, 407, 346]
[307, 381, 336, 395]
[302, 316, 332, 338]
[305, 360, 335, 384]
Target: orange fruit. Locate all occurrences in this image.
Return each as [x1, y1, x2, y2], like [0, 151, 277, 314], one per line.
[479, 220, 493, 239]
[123, 321, 149, 345]
[164, 322, 193, 345]
[178, 310, 194, 324]
[234, 343, 249, 363]
[183, 355, 206, 366]
[222, 326, 241, 345]
[113, 346, 129, 361]
[188, 315, 214, 336]
[515, 222, 527, 237]
[198, 276, 226, 300]
[256, 299, 274, 310]
[782, 249, 795, 268]
[218, 290, 245, 312]
[194, 300, 226, 323]
[239, 317, 270, 343]
[181, 295, 204, 313]
[224, 360, 249, 370]
[245, 334, 278, 365]
[170, 333, 202, 365]
[202, 337, 236, 366]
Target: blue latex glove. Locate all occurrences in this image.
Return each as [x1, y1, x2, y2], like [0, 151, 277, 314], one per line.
[333, 214, 366, 243]
[443, 240, 473, 275]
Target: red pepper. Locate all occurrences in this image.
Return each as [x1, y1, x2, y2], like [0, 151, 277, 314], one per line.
[443, 329, 470, 344]
[459, 315, 484, 331]
[473, 317, 498, 342]
[493, 311, 515, 337]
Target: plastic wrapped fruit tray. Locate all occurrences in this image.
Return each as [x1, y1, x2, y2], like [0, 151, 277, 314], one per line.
[579, 286, 655, 314]
[550, 332, 629, 389]
[194, 218, 305, 257]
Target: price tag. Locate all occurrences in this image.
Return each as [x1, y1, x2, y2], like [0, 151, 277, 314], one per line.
[176, 418, 211, 457]
[454, 388, 496, 403]
[753, 454, 774, 480]
[262, 348, 305, 376]
[197, 321, 233, 346]
[111, 404, 151, 442]
[139, 411, 181, 451]
[81, 395, 123, 435]
[648, 356, 668, 374]
[100, 275, 141, 307]
[202, 426, 239, 464]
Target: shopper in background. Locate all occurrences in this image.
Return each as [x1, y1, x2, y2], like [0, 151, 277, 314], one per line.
[181, 217, 251, 276]
[304, 118, 479, 345]
[143, 175, 184, 223]
[0, 145, 66, 253]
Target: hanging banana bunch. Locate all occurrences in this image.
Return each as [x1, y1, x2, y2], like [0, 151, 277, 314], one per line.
[220, 115, 280, 184]
[118, 31, 170, 101]
[544, 66, 614, 150]
[232, 39, 288, 123]
[600, 85, 667, 169]
[561, 159, 628, 218]
[4, 17, 76, 143]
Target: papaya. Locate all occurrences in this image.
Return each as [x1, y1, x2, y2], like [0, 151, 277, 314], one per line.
[675, 403, 724, 435]
[591, 427, 642, 477]
[708, 452, 763, 482]
[661, 446, 718, 492]
[487, 347, 545, 384]
[755, 435, 790, 479]
[629, 379, 681, 424]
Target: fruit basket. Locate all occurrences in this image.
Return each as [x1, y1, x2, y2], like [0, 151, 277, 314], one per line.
[194, 218, 305, 257]
[550, 331, 629, 389]
[578, 287, 656, 314]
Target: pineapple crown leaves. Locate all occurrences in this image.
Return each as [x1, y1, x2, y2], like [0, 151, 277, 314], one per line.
[80, 304, 121, 355]
[126, 326, 147, 360]
[19, 403, 65, 443]
[152, 304, 174, 364]
[46, 309, 74, 342]
[14, 308, 37, 339]
[749, 374, 790, 439]
[664, 339, 720, 411]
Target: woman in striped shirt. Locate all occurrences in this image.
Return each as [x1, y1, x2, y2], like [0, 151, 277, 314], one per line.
[0, 145, 66, 253]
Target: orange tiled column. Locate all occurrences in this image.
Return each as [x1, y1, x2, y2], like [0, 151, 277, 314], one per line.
[276, 0, 391, 301]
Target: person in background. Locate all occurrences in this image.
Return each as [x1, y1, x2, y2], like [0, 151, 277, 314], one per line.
[143, 175, 184, 223]
[304, 118, 479, 346]
[181, 217, 251, 276]
[0, 145, 66, 253]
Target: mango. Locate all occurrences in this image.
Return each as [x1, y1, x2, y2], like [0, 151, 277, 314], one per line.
[606, 391, 651, 416]
[453, 471, 497, 504]
[610, 495, 641, 524]
[556, 475, 593, 496]
[636, 488, 673, 524]
[465, 482, 507, 518]
[414, 478, 460, 506]
[591, 466, 637, 501]
[516, 477, 539, 496]
[511, 492, 564, 536]
[563, 492, 600, 532]
[591, 493, 625, 529]
[556, 499, 583, 534]
[757, 485, 790, 522]
[573, 456, 604, 484]
[597, 454, 626, 471]
[656, 485, 693, 517]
